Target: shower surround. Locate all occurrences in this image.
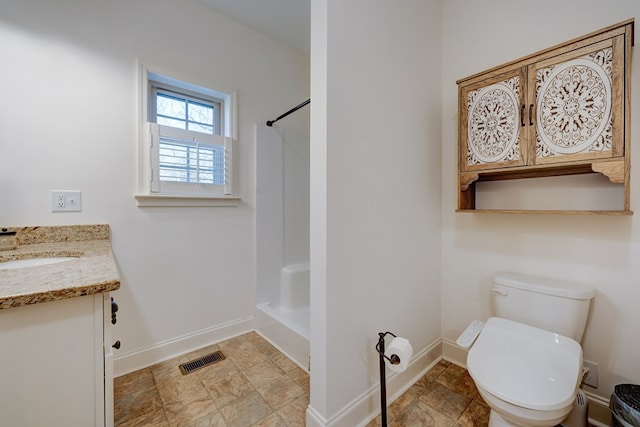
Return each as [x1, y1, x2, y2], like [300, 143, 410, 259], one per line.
[255, 124, 310, 368]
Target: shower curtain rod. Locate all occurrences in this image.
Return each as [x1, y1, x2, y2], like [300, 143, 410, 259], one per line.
[266, 98, 310, 126]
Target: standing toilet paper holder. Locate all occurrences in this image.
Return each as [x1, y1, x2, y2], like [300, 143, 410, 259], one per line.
[375, 331, 402, 427]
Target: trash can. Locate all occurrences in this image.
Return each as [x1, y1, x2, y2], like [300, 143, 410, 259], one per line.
[610, 384, 640, 427]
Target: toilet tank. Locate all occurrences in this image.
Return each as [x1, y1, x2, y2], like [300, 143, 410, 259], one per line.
[492, 272, 594, 342]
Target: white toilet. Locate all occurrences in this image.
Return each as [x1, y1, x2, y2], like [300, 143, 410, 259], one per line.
[466, 272, 594, 427]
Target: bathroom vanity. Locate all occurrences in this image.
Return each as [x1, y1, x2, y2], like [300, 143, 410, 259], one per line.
[0, 225, 120, 427]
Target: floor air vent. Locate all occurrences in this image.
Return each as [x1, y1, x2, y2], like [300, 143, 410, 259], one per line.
[179, 351, 226, 375]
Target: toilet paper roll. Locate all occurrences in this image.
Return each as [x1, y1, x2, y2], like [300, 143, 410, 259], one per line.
[385, 337, 413, 373]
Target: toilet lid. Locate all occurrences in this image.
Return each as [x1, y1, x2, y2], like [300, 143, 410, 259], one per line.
[467, 317, 582, 411]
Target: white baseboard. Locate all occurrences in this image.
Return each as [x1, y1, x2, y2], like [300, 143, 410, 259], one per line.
[306, 338, 443, 427]
[113, 315, 254, 377]
[306, 405, 328, 427]
[583, 390, 611, 427]
[442, 337, 467, 367]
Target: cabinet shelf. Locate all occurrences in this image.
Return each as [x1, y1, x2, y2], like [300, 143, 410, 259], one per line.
[456, 209, 633, 216]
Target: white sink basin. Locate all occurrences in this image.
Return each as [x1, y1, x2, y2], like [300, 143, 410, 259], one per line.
[0, 257, 78, 270]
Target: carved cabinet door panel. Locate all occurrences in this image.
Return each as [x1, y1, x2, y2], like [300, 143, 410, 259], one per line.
[528, 36, 625, 165]
[460, 68, 527, 172]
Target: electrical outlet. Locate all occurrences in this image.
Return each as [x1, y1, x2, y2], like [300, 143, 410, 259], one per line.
[51, 191, 82, 212]
[55, 194, 65, 208]
[583, 360, 598, 388]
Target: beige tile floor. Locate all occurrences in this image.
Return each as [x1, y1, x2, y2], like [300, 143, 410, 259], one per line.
[115, 332, 490, 426]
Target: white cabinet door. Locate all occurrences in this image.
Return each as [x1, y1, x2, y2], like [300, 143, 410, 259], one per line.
[0, 294, 106, 427]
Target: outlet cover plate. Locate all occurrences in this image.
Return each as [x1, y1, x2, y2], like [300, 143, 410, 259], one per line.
[51, 191, 82, 212]
[583, 360, 598, 388]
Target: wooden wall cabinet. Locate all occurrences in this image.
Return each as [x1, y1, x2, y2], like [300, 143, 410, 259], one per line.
[457, 19, 634, 214]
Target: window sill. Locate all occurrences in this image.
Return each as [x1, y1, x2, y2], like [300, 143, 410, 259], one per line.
[135, 194, 241, 207]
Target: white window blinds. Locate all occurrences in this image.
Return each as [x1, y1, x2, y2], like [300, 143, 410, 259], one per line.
[148, 123, 232, 195]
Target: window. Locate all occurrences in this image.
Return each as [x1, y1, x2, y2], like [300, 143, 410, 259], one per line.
[154, 88, 220, 135]
[137, 66, 238, 206]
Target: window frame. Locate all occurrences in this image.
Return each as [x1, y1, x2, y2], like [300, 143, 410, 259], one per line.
[136, 63, 239, 207]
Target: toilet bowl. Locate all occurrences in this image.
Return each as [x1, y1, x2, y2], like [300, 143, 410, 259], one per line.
[467, 317, 583, 427]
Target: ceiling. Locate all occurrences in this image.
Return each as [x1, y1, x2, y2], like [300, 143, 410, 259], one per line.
[196, 0, 310, 53]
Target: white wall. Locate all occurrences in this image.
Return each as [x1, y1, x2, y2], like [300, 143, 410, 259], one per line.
[442, 0, 640, 401]
[0, 0, 309, 374]
[309, 0, 442, 424]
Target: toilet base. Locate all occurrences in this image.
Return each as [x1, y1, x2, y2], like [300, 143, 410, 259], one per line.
[478, 383, 572, 427]
[489, 410, 520, 427]
[489, 408, 570, 427]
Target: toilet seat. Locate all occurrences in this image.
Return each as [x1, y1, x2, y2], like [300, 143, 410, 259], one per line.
[467, 317, 583, 411]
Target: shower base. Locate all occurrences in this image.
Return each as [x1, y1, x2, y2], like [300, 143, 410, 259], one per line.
[255, 302, 309, 370]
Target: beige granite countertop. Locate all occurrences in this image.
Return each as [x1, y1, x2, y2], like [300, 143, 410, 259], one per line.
[0, 225, 120, 309]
